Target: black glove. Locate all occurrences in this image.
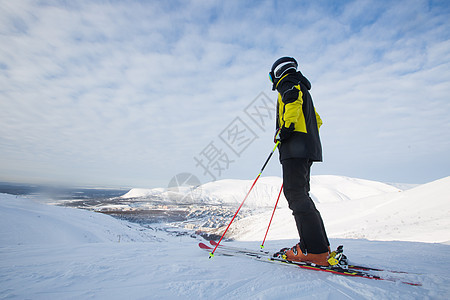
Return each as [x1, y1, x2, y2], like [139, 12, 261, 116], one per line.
[279, 123, 295, 142]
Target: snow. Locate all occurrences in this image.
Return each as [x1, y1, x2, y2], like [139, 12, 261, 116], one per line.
[121, 187, 165, 199]
[121, 175, 400, 207]
[1, 176, 450, 299]
[230, 176, 450, 244]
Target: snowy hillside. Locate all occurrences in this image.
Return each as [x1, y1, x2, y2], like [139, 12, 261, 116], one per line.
[121, 175, 400, 207]
[1, 176, 450, 299]
[119, 175, 449, 244]
[0, 194, 155, 245]
[229, 176, 450, 244]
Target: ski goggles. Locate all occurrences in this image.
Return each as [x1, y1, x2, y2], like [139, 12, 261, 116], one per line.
[269, 72, 274, 83]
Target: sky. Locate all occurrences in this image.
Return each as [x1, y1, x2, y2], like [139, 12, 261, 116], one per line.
[0, 0, 449, 188]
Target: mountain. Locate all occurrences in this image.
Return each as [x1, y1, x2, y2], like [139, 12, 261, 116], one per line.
[229, 176, 450, 244]
[119, 175, 450, 243]
[1, 175, 449, 299]
[121, 175, 400, 207]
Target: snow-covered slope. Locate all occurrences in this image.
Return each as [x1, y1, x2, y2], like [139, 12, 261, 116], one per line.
[323, 176, 450, 243]
[119, 175, 449, 243]
[228, 176, 450, 244]
[1, 176, 450, 299]
[198, 175, 401, 207]
[0, 194, 155, 245]
[121, 175, 400, 208]
[310, 175, 400, 203]
[121, 187, 165, 199]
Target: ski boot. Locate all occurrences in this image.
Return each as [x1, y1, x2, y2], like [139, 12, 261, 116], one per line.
[273, 244, 330, 266]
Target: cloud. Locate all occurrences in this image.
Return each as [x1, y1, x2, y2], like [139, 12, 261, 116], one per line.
[0, 0, 449, 187]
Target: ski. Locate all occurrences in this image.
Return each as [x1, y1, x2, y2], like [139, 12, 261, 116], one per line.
[199, 242, 270, 259]
[209, 240, 270, 256]
[199, 242, 421, 286]
[209, 240, 414, 275]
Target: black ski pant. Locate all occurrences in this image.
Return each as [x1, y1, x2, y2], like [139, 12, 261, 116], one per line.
[282, 158, 330, 254]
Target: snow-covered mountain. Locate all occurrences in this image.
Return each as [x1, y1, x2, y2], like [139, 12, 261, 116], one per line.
[229, 176, 450, 244]
[118, 175, 449, 244]
[1, 175, 449, 299]
[120, 175, 401, 207]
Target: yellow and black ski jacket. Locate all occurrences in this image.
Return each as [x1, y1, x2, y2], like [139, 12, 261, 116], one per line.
[276, 71, 323, 162]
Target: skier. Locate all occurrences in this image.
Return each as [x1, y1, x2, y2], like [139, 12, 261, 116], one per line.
[269, 57, 331, 266]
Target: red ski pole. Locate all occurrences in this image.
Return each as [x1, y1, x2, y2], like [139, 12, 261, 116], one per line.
[209, 141, 280, 258]
[260, 183, 283, 249]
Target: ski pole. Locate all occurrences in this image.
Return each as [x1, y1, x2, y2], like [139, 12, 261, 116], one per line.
[209, 141, 280, 258]
[260, 183, 283, 249]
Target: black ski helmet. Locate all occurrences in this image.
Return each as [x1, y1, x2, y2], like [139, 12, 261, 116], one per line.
[269, 57, 298, 90]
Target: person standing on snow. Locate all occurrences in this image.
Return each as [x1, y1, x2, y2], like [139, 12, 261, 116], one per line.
[269, 57, 330, 266]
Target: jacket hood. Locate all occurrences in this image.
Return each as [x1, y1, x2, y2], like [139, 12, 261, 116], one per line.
[277, 71, 311, 91]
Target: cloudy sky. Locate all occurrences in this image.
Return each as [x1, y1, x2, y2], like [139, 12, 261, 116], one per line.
[1, 0, 449, 188]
